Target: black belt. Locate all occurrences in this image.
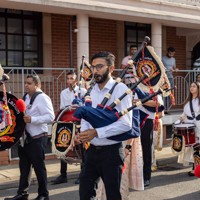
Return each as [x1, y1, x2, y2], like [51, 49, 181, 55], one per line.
[25, 130, 48, 139]
[90, 142, 122, 151]
[32, 132, 48, 139]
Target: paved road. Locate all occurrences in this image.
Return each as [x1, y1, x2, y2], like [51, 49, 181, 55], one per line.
[0, 162, 200, 200]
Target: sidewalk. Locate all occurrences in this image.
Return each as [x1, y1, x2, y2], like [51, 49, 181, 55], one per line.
[0, 145, 177, 189]
[0, 159, 81, 190]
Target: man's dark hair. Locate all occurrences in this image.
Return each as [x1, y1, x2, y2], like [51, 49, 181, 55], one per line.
[66, 71, 76, 76]
[91, 51, 115, 66]
[167, 47, 175, 52]
[27, 74, 41, 85]
[130, 45, 137, 50]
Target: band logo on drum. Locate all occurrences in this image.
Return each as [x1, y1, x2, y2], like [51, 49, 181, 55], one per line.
[55, 123, 74, 149]
[0, 99, 17, 142]
[172, 135, 182, 152]
[194, 153, 200, 168]
[0, 93, 25, 151]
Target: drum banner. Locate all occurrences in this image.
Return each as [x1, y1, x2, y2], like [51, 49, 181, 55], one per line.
[51, 122, 75, 157]
[134, 46, 170, 94]
[0, 92, 25, 151]
[171, 133, 185, 155]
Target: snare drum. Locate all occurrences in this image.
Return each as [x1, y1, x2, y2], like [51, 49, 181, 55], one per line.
[173, 123, 196, 147]
[51, 105, 82, 164]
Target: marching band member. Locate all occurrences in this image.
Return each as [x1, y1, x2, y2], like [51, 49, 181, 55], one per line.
[78, 51, 132, 200]
[138, 94, 164, 187]
[4, 75, 55, 200]
[125, 63, 164, 188]
[178, 81, 200, 176]
[51, 71, 86, 185]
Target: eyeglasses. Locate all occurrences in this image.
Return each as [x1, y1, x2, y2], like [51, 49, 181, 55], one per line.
[91, 64, 107, 71]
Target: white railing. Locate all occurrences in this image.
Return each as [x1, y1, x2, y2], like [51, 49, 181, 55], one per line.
[2, 67, 200, 112]
[3, 67, 74, 112]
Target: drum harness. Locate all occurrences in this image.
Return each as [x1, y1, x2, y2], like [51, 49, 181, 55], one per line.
[21, 91, 43, 145]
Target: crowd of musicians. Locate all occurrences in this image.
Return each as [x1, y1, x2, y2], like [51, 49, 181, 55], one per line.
[3, 45, 200, 200]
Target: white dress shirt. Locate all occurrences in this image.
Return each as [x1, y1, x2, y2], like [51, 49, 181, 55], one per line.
[60, 86, 87, 109]
[81, 77, 132, 146]
[182, 98, 200, 140]
[25, 90, 55, 137]
[121, 55, 137, 79]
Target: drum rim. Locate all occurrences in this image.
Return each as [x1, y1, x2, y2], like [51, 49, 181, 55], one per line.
[55, 105, 79, 122]
[173, 123, 195, 129]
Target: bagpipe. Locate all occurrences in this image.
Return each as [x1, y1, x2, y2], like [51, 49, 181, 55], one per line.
[73, 82, 174, 141]
[51, 36, 174, 161]
[72, 36, 174, 141]
[0, 64, 25, 151]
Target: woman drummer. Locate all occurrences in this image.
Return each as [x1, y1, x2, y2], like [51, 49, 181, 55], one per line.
[178, 81, 200, 176]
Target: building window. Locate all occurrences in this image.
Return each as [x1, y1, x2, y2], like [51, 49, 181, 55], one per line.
[124, 22, 151, 55]
[0, 9, 42, 68]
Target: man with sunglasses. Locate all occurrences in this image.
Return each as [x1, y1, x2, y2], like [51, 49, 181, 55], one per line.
[78, 51, 132, 200]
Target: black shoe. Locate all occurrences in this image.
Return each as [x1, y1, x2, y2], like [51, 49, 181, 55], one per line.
[188, 171, 195, 176]
[4, 193, 29, 200]
[144, 180, 150, 187]
[51, 175, 68, 185]
[34, 196, 49, 200]
[74, 178, 80, 184]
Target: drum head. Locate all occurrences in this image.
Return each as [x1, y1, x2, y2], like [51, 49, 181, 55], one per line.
[173, 123, 195, 130]
[0, 92, 25, 151]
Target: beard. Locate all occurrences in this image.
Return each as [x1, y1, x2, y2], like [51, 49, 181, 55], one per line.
[94, 68, 109, 83]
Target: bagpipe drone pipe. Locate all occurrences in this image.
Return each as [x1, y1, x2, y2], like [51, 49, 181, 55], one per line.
[72, 36, 173, 141]
[72, 77, 175, 142]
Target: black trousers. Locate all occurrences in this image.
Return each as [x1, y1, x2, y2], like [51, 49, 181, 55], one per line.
[79, 143, 124, 200]
[17, 136, 48, 197]
[60, 144, 85, 177]
[141, 118, 153, 181]
[60, 160, 67, 177]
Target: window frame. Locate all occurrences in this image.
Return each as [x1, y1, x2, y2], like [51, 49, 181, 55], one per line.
[124, 22, 151, 55]
[0, 9, 42, 68]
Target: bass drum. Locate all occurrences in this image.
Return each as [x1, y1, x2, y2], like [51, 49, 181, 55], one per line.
[51, 105, 83, 164]
[0, 92, 25, 151]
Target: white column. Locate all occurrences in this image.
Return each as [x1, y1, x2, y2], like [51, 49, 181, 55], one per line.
[77, 14, 89, 72]
[151, 23, 162, 58]
[43, 13, 52, 69]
